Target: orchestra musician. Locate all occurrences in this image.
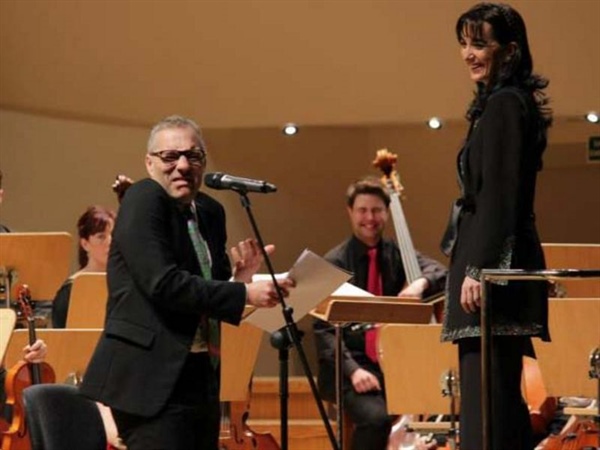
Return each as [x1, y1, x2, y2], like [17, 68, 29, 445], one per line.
[0, 167, 48, 424]
[51, 205, 116, 328]
[79, 115, 294, 450]
[313, 177, 446, 450]
[439, 3, 552, 450]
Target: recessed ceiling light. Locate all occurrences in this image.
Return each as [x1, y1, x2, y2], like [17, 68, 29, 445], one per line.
[585, 111, 599, 124]
[282, 123, 298, 135]
[427, 117, 443, 130]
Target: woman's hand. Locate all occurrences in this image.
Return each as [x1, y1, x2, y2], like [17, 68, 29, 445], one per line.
[460, 276, 481, 314]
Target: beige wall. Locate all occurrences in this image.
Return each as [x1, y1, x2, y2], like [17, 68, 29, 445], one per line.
[1, 109, 598, 374]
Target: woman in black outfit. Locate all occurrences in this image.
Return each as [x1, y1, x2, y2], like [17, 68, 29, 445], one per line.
[440, 3, 552, 450]
[52, 205, 115, 328]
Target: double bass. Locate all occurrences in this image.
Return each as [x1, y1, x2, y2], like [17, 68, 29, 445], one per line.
[372, 149, 444, 314]
[1, 285, 56, 450]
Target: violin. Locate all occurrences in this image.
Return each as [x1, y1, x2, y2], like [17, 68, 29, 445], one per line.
[1, 285, 56, 450]
[219, 398, 279, 450]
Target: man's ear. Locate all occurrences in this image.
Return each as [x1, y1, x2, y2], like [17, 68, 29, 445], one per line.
[145, 154, 153, 175]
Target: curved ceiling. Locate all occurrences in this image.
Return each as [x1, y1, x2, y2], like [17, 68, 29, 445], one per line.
[1, 0, 598, 129]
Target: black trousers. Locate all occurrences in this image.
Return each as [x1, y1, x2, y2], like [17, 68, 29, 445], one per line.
[112, 352, 220, 450]
[458, 336, 533, 450]
[343, 363, 394, 450]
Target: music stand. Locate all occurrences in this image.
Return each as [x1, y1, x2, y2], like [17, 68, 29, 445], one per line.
[480, 269, 600, 450]
[0, 309, 17, 363]
[378, 324, 457, 415]
[0, 232, 72, 307]
[66, 272, 107, 328]
[220, 317, 264, 402]
[533, 298, 600, 402]
[311, 295, 433, 450]
[543, 243, 600, 297]
[5, 329, 103, 383]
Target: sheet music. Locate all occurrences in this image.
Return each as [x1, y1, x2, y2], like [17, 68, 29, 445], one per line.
[246, 249, 351, 333]
[330, 282, 372, 297]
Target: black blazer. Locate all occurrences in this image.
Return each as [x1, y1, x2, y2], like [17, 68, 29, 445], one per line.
[80, 179, 246, 417]
[442, 87, 549, 343]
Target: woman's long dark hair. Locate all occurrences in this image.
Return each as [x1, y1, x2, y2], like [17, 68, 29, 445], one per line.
[77, 205, 115, 269]
[456, 3, 552, 137]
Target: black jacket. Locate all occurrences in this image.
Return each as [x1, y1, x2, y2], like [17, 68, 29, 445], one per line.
[80, 179, 246, 416]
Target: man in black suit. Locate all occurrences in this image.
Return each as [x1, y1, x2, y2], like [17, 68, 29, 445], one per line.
[80, 115, 293, 450]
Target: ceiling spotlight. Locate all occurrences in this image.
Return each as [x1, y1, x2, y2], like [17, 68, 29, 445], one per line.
[282, 123, 298, 136]
[427, 117, 443, 130]
[585, 111, 599, 124]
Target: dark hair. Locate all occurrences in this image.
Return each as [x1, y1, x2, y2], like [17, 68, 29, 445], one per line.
[456, 3, 552, 128]
[77, 206, 116, 268]
[346, 177, 390, 208]
[0, 169, 3, 189]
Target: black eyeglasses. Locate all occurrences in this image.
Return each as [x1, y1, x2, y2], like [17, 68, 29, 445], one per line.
[149, 148, 206, 166]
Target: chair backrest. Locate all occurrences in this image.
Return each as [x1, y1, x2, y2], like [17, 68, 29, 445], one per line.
[23, 384, 107, 450]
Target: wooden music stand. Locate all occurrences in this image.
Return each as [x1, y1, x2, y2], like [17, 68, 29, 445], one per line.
[378, 324, 457, 415]
[4, 329, 103, 382]
[0, 232, 72, 305]
[66, 272, 107, 328]
[311, 295, 434, 449]
[533, 298, 600, 401]
[311, 295, 432, 324]
[220, 320, 264, 401]
[543, 243, 600, 297]
[0, 309, 17, 363]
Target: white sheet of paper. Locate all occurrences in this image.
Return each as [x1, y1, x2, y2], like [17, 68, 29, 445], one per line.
[330, 282, 372, 297]
[245, 249, 352, 333]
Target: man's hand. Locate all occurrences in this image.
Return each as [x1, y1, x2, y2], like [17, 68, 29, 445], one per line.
[398, 277, 429, 298]
[245, 277, 295, 308]
[112, 174, 134, 203]
[23, 339, 47, 363]
[231, 239, 274, 283]
[460, 276, 481, 313]
[350, 367, 381, 393]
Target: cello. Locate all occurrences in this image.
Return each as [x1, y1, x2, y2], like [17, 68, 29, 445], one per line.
[1, 285, 56, 450]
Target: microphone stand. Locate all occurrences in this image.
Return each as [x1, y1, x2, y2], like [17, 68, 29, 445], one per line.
[234, 189, 339, 450]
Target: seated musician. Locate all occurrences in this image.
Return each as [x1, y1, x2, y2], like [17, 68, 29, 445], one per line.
[51, 205, 116, 328]
[313, 177, 447, 450]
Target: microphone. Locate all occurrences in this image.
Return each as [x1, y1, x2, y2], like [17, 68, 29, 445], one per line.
[204, 172, 277, 194]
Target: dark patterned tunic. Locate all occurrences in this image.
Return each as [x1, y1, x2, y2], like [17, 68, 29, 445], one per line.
[441, 87, 550, 343]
